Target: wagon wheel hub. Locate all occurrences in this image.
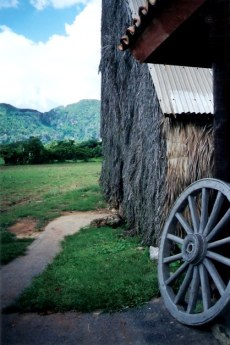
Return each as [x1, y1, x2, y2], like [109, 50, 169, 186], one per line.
[182, 234, 206, 265]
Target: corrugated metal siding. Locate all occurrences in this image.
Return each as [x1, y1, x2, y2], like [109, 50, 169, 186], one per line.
[148, 64, 213, 116]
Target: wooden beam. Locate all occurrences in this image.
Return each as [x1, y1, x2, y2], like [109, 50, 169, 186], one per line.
[211, 0, 230, 182]
[130, 0, 206, 62]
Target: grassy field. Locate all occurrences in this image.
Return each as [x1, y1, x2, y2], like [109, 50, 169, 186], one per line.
[1, 161, 159, 312]
[0, 161, 105, 264]
[13, 226, 159, 313]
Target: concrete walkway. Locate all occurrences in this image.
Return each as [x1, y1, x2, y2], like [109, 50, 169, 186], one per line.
[1, 211, 110, 309]
[2, 299, 222, 345]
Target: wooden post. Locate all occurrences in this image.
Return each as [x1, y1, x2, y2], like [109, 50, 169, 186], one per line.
[212, 0, 230, 182]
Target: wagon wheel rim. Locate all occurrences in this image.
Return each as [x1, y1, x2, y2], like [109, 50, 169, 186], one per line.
[158, 178, 230, 326]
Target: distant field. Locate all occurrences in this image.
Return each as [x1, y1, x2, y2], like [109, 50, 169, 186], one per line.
[1, 161, 102, 211]
[0, 161, 106, 263]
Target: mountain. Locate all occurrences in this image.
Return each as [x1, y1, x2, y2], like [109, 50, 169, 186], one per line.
[0, 99, 101, 144]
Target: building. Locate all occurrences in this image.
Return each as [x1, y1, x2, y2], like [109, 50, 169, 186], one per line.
[100, 0, 229, 244]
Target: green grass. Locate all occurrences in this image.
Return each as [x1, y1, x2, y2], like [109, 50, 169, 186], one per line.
[1, 231, 33, 264]
[0, 162, 106, 264]
[0, 162, 102, 209]
[12, 226, 159, 313]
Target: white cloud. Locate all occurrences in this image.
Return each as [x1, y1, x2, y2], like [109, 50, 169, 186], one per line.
[30, 0, 90, 10]
[30, 0, 47, 10]
[0, 0, 18, 8]
[0, 0, 101, 111]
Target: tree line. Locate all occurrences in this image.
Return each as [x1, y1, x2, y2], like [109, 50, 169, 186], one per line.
[0, 137, 102, 165]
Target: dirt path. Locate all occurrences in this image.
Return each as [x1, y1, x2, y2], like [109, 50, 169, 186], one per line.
[1, 210, 111, 309]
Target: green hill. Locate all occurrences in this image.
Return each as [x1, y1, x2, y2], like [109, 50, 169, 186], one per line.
[0, 99, 101, 144]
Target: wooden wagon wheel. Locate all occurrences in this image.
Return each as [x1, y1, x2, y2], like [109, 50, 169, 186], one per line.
[158, 178, 230, 325]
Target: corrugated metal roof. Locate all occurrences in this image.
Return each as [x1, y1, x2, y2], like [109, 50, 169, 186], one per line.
[148, 64, 213, 117]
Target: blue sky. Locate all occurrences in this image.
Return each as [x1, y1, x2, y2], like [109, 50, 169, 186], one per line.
[0, 0, 101, 111]
[0, 1, 85, 41]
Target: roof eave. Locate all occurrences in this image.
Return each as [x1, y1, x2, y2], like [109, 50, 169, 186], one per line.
[120, 0, 212, 68]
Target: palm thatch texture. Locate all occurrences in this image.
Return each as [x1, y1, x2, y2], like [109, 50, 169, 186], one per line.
[100, 0, 166, 244]
[161, 118, 214, 233]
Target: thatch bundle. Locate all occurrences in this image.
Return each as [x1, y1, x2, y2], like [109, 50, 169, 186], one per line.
[100, 0, 214, 244]
[161, 118, 214, 233]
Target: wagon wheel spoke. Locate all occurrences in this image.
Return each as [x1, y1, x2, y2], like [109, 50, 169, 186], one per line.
[174, 264, 193, 305]
[208, 236, 230, 249]
[188, 195, 200, 233]
[203, 191, 224, 236]
[203, 258, 226, 296]
[175, 212, 193, 234]
[206, 251, 230, 267]
[163, 253, 183, 264]
[206, 208, 230, 242]
[199, 188, 209, 233]
[187, 266, 200, 314]
[165, 262, 189, 286]
[199, 264, 211, 311]
[167, 233, 184, 245]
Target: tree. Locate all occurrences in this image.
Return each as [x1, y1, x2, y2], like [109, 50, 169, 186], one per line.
[24, 137, 48, 164]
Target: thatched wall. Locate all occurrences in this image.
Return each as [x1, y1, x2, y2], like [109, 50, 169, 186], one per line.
[100, 0, 166, 244]
[100, 1, 214, 244]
